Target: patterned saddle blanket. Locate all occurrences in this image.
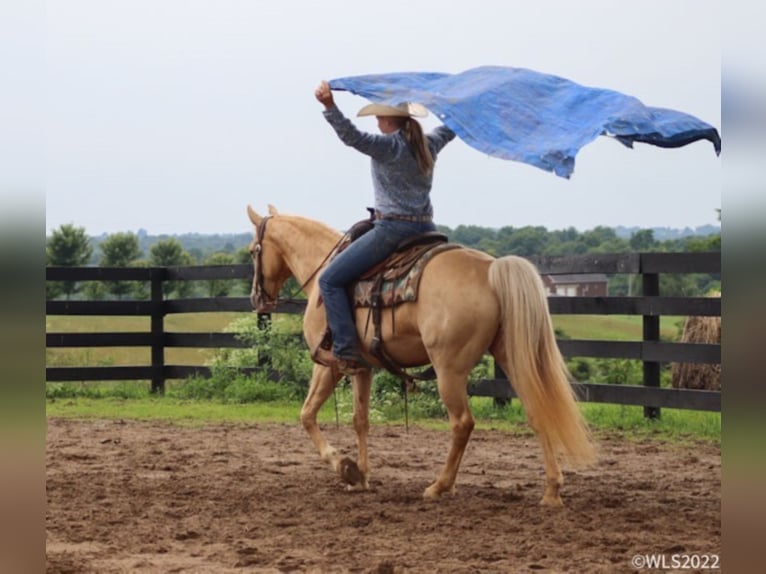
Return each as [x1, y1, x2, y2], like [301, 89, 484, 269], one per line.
[351, 236, 460, 308]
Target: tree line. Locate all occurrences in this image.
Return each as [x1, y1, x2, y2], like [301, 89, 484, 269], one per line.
[46, 219, 721, 301]
[45, 225, 253, 300]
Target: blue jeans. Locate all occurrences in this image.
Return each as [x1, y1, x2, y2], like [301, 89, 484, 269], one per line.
[318, 218, 436, 360]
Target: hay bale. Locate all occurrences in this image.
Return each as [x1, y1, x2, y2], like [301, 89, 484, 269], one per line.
[671, 293, 721, 391]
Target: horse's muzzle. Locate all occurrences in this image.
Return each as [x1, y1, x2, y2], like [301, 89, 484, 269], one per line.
[251, 292, 278, 313]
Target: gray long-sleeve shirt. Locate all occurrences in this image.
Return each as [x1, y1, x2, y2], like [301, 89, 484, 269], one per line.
[322, 106, 455, 217]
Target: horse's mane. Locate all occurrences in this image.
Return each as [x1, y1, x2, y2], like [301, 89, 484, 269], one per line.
[274, 213, 342, 248]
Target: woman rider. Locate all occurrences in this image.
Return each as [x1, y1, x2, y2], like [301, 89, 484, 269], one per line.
[313, 80, 455, 374]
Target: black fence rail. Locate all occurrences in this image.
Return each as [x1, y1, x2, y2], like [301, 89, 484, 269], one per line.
[46, 252, 721, 416]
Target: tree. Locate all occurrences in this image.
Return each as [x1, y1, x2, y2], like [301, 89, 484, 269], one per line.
[499, 226, 549, 256]
[235, 245, 254, 296]
[584, 226, 629, 254]
[149, 238, 188, 266]
[101, 232, 142, 266]
[99, 232, 142, 299]
[82, 281, 107, 300]
[203, 252, 235, 297]
[451, 225, 494, 247]
[629, 229, 656, 251]
[149, 238, 194, 298]
[130, 259, 151, 300]
[684, 234, 721, 252]
[46, 224, 93, 299]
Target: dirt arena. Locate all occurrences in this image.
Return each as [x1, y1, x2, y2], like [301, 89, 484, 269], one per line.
[46, 418, 720, 573]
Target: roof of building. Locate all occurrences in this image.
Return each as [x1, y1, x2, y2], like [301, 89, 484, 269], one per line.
[542, 273, 609, 283]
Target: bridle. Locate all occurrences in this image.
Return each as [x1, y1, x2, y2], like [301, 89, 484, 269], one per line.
[251, 216, 278, 313]
[251, 215, 347, 313]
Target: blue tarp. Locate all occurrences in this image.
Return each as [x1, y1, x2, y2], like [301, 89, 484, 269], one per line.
[329, 66, 721, 178]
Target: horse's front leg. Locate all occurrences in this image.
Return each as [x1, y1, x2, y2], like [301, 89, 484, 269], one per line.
[300, 364, 345, 475]
[299, 364, 372, 489]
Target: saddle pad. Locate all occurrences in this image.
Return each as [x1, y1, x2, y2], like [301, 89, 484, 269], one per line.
[353, 243, 460, 308]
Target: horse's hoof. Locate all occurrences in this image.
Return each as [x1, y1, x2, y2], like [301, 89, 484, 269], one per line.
[423, 485, 442, 500]
[339, 456, 363, 486]
[540, 495, 564, 507]
[346, 481, 369, 492]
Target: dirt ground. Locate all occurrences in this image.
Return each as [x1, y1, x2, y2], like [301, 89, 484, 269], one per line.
[46, 418, 720, 573]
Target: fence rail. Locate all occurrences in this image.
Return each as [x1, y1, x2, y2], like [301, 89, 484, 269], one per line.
[46, 252, 721, 415]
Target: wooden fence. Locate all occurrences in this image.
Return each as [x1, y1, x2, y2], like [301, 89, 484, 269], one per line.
[46, 252, 721, 417]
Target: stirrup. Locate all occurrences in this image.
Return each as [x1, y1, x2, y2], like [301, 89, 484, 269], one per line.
[310, 328, 334, 366]
[311, 345, 336, 367]
[337, 358, 370, 376]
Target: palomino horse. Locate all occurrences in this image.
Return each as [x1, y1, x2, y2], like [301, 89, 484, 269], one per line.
[247, 205, 596, 506]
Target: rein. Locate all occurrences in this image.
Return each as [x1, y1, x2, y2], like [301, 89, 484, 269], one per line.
[254, 213, 432, 430]
[252, 215, 349, 310]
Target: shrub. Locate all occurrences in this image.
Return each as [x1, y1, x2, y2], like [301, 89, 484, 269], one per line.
[174, 315, 311, 403]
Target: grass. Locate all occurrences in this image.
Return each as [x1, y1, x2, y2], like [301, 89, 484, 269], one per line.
[46, 397, 308, 425]
[46, 312, 254, 366]
[46, 312, 718, 444]
[579, 402, 720, 443]
[46, 313, 684, 369]
[552, 315, 683, 341]
[46, 388, 720, 445]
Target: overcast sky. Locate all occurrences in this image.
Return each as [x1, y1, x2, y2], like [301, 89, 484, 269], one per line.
[43, 0, 721, 236]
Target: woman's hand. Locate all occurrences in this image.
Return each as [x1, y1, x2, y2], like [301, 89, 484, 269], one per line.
[314, 80, 335, 110]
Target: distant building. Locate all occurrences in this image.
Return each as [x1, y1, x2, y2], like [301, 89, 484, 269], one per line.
[541, 273, 608, 297]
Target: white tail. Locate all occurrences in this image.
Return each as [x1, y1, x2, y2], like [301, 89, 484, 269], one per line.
[488, 256, 597, 468]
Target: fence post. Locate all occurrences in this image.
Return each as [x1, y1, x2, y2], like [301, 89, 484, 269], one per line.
[150, 268, 165, 394]
[493, 362, 510, 407]
[642, 269, 661, 419]
[257, 312, 272, 369]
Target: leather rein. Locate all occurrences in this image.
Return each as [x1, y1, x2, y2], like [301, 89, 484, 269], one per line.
[251, 215, 346, 312]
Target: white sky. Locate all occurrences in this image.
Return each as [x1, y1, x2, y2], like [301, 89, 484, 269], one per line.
[43, 0, 721, 235]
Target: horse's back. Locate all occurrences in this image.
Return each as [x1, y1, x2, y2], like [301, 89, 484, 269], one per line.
[419, 246, 496, 302]
[359, 246, 500, 368]
[417, 246, 500, 330]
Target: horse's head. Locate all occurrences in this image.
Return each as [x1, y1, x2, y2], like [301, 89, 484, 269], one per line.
[247, 204, 292, 313]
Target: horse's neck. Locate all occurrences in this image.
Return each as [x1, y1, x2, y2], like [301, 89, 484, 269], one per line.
[274, 217, 340, 294]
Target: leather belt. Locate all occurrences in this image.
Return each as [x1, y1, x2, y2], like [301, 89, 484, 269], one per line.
[374, 210, 433, 223]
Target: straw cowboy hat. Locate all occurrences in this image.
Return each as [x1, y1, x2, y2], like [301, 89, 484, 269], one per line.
[357, 102, 429, 118]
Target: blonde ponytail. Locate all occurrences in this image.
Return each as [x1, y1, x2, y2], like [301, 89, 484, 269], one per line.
[404, 118, 435, 175]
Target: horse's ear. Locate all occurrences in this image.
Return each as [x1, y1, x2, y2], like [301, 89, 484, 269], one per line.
[267, 204, 279, 216]
[247, 205, 262, 226]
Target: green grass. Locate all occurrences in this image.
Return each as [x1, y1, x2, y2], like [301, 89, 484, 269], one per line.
[469, 397, 720, 443]
[46, 313, 683, 369]
[552, 315, 683, 341]
[46, 312, 255, 366]
[46, 391, 720, 445]
[45, 312, 254, 333]
[46, 312, 718, 444]
[579, 402, 720, 443]
[46, 397, 308, 425]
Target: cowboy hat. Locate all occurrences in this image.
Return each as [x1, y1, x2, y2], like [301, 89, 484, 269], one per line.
[357, 102, 428, 118]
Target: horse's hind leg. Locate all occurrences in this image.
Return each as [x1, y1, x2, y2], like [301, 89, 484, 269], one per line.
[527, 411, 564, 507]
[492, 347, 564, 507]
[423, 368, 475, 500]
